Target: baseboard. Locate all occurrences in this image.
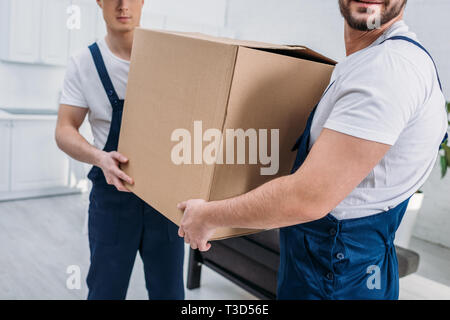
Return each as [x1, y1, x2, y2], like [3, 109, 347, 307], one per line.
[0, 187, 82, 202]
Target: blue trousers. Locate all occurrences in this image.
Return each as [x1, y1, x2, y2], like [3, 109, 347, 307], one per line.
[277, 198, 409, 300]
[86, 182, 185, 300]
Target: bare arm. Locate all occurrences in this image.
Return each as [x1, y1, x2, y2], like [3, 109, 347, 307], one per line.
[55, 104, 134, 192]
[178, 128, 391, 250]
[207, 128, 391, 228]
[55, 104, 98, 165]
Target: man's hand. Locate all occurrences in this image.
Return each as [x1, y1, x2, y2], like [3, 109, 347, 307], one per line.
[177, 199, 217, 252]
[56, 105, 135, 193]
[97, 151, 134, 192]
[55, 105, 134, 193]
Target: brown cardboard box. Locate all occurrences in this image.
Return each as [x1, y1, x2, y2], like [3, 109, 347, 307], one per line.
[118, 28, 335, 240]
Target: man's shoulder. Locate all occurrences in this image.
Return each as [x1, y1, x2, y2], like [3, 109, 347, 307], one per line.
[337, 39, 433, 85]
[364, 39, 427, 65]
[67, 44, 95, 71]
[374, 37, 435, 79]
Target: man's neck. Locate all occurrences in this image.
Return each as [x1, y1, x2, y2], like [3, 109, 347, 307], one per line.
[344, 15, 403, 56]
[105, 28, 134, 61]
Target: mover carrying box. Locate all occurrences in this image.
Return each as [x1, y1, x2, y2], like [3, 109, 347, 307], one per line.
[118, 28, 335, 240]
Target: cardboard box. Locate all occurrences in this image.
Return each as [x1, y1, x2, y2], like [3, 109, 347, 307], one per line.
[118, 28, 335, 240]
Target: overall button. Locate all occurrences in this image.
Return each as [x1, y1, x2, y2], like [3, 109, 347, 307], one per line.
[336, 252, 345, 260]
[329, 228, 337, 236]
[326, 272, 334, 280]
[107, 89, 114, 96]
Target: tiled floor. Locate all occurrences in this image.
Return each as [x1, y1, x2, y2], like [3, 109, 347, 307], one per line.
[0, 192, 449, 300]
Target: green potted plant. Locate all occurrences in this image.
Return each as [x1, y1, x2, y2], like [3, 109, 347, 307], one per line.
[395, 102, 450, 248]
[439, 102, 450, 178]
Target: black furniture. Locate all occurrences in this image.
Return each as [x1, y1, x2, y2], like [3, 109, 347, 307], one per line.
[187, 229, 420, 300]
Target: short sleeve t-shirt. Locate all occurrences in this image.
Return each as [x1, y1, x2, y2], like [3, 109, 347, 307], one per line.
[310, 21, 448, 219]
[60, 38, 130, 150]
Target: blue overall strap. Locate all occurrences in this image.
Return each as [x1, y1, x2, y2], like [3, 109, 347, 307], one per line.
[381, 36, 448, 148]
[88, 43, 121, 108]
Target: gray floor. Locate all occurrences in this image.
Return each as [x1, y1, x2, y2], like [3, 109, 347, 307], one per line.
[409, 237, 450, 288]
[0, 192, 255, 300]
[0, 192, 449, 300]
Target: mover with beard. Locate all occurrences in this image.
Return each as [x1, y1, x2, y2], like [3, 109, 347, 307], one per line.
[178, 0, 448, 299]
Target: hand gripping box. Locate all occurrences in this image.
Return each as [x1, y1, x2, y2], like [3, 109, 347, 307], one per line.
[118, 28, 335, 240]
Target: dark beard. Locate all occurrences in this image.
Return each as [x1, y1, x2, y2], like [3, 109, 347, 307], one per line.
[339, 0, 407, 31]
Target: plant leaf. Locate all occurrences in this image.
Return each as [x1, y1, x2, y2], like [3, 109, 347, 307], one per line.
[441, 155, 447, 178]
[444, 144, 450, 166]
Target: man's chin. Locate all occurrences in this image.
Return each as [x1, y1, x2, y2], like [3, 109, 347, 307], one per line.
[348, 6, 385, 30]
[112, 24, 136, 33]
[345, 18, 371, 31]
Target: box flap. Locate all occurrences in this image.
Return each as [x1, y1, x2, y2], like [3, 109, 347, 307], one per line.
[147, 28, 336, 65]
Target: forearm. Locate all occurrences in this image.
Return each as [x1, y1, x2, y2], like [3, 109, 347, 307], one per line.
[205, 168, 327, 230]
[55, 125, 103, 167]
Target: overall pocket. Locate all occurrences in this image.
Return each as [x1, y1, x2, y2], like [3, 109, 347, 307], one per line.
[88, 185, 121, 245]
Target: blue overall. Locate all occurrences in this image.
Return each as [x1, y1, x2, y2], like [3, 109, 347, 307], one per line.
[277, 36, 447, 300]
[85, 43, 184, 300]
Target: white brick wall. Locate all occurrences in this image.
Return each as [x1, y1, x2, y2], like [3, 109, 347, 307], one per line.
[140, 0, 450, 247]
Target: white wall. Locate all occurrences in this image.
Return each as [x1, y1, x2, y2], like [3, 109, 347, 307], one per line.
[404, 0, 450, 100]
[415, 160, 450, 248]
[1, 0, 449, 246]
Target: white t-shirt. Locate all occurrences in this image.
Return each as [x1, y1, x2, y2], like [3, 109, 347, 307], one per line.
[60, 38, 130, 150]
[310, 20, 448, 220]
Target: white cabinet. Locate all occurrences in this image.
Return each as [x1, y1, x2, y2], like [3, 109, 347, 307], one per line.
[10, 120, 69, 192]
[40, 0, 71, 66]
[0, 0, 42, 63]
[0, 120, 11, 193]
[0, 114, 76, 201]
[0, 0, 100, 66]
